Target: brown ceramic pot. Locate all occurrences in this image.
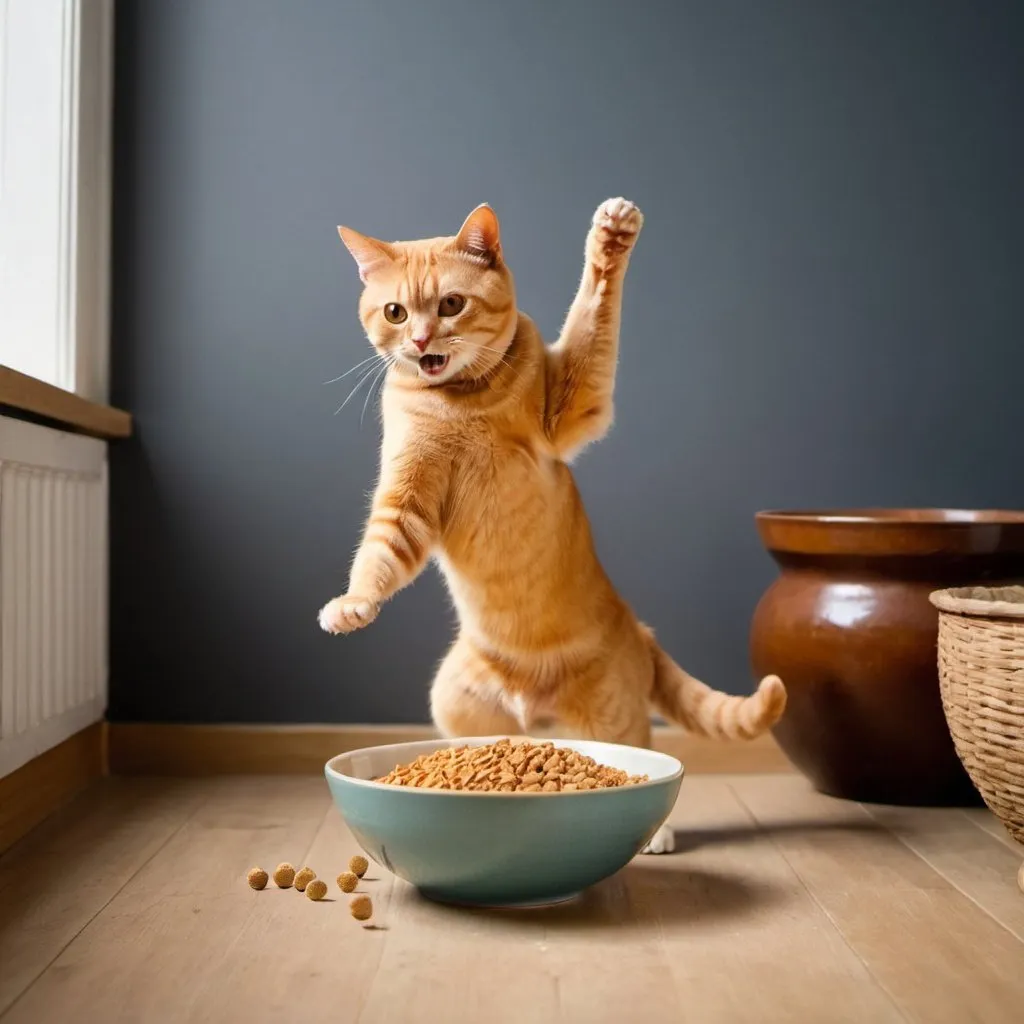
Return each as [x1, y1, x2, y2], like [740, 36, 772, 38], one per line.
[751, 509, 1024, 805]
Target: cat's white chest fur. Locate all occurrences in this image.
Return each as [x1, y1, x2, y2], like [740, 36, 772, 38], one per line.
[506, 693, 559, 733]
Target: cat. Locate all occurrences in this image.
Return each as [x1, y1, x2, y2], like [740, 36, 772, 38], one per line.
[319, 198, 787, 853]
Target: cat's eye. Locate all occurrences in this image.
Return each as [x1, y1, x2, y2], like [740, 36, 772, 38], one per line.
[438, 294, 466, 317]
[383, 303, 407, 324]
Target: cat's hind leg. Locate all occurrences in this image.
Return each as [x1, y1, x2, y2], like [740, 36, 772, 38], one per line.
[558, 672, 676, 855]
[430, 637, 522, 738]
[643, 825, 677, 855]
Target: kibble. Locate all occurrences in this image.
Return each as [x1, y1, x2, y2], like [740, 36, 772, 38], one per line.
[350, 894, 373, 921]
[349, 855, 369, 878]
[247, 867, 268, 890]
[273, 862, 296, 888]
[293, 867, 316, 892]
[337, 871, 359, 893]
[305, 879, 328, 901]
[375, 738, 648, 793]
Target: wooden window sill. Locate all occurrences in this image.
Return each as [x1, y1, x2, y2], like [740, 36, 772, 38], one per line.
[0, 365, 132, 440]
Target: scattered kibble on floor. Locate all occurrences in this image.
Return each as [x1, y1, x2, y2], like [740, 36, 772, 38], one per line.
[273, 862, 296, 888]
[350, 894, 373, 921]
[305, 879, 328, 901]
[293, 867, 316, 892]
[247, 860, 378, 921]
[246, 867, 268, 890]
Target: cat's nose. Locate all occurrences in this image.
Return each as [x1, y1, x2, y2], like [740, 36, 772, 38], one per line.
[410, 332, 432, 352]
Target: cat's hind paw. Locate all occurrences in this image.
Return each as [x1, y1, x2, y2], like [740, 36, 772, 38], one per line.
[641, 823, 676, 855]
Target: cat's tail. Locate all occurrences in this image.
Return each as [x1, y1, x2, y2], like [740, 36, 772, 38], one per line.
[647, 633, 786, 740]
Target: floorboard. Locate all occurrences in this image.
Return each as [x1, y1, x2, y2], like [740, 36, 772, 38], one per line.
[0, 779, 203, 1015]
[731, 775, 1024, 1024]
[1, 777, 328, 1024]
[1, 774, 1021, 1024]
[863, 802, 1024, 942]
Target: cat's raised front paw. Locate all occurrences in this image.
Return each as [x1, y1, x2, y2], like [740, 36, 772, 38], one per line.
[318, 595, 379, 635]
[589, 197, 643, 269]
[641, 823, 676, 855]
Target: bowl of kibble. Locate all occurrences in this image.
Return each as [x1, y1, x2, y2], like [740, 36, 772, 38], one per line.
[324, 736, 683, 907]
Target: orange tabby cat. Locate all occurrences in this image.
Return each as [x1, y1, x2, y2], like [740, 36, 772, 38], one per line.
[319, 199, 786, 851]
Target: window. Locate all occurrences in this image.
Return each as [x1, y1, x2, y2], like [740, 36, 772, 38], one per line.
[0, 0, 113, 403]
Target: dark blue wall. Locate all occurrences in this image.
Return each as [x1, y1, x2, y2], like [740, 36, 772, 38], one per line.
[110, 0, 1024, 722]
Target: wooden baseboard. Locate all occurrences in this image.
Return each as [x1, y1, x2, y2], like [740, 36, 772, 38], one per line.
[106, 723, 793, 777]
[0, 723, 106, 856]
[0, 723, 791, 851]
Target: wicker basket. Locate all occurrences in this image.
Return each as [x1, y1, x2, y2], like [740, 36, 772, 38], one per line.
[930, 586, 1024, 890]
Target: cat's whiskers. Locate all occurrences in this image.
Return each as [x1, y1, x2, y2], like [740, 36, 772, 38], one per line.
[360, 357, 394, 427]
[323, 352, 381, 385]
[474, 352, 523, 383]
[453, 339, 522, 380]
[333, 355, 388, 416]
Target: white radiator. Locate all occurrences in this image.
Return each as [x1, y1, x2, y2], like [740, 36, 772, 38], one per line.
[0, 415, 107, 777]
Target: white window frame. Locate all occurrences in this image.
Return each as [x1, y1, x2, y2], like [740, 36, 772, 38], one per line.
[0, 0, 114, 403]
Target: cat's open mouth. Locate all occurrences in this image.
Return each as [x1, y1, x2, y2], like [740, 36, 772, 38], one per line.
[418, 353, 450, 377]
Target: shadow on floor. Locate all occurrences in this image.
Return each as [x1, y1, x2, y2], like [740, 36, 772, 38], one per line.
[411, 815, 894, 932]
[415, 863, 786, 932]
[673, 818, 883, 853]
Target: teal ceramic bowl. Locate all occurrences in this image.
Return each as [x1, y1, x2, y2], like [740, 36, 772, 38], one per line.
[324, 736, 683, 907]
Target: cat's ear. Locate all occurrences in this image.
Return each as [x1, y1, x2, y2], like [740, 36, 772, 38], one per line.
[454, 204, 501, 264]
[337, 226, 395, 283]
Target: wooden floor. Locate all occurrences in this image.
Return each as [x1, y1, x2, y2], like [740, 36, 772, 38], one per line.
[1, 775, 1022, 1024]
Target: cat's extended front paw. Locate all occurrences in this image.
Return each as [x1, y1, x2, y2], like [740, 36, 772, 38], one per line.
[589, 197, 643, 272]
[318, 595, 379, 635]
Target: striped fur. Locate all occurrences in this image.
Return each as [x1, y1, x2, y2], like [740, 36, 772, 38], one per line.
[319, 199, 787, 752]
